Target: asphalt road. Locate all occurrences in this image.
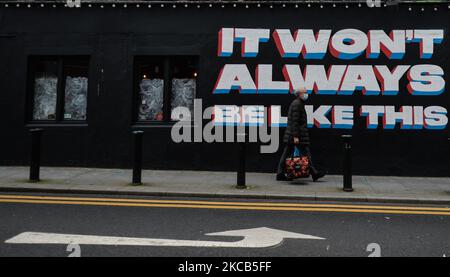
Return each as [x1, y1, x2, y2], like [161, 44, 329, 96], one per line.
[0, 192, 449, 257]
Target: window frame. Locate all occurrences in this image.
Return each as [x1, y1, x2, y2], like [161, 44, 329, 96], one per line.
[26, 55, 90, 124]
[133, 55, 198, 125]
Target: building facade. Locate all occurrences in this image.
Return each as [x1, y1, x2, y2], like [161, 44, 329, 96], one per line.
[0, 0, 449, 176]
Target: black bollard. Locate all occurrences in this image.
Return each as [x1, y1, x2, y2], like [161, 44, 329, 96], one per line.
[342, 134, 353, 192]
[132, 130, 144, 185]
[236, 133, 247, 189]
[29, 128, 43, 182]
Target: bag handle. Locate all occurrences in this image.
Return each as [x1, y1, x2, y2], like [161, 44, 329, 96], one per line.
[293, 146, 302, 157]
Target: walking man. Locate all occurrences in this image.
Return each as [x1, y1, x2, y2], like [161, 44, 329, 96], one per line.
[276, 87, 326, 182]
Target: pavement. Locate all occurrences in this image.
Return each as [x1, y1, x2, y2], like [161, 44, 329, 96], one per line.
[0, 166, 449, 204]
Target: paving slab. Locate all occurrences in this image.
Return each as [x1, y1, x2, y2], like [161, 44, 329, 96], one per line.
[0, 166, 449, 205]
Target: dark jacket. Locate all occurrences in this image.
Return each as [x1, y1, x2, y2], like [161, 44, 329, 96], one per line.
[283, 97, 310, 145]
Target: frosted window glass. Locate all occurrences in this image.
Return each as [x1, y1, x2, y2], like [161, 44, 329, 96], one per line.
[64, 76, 88, 120]
[33, 76, 58, 120]
[138, 78, 164, 121]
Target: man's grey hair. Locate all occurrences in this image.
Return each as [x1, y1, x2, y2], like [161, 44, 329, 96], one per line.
[294, 87, 307, 96]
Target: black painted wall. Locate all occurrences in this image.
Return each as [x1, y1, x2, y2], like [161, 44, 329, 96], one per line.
[0, 5, 449, 176]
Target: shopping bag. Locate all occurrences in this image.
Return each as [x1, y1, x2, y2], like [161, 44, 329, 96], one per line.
[285, 146, 310, 179]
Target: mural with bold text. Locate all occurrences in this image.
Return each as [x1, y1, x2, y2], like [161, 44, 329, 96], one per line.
[212, 28, 448, 130]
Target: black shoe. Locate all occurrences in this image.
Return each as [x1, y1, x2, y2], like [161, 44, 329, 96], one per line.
[276, 174, 291, 181]
[312, 171, 326, 182]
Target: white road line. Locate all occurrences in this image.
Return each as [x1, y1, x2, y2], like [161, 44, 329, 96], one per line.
[5, 227, 325, 248]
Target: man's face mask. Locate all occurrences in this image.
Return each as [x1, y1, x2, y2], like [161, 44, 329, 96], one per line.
[300, 93, 309, 101]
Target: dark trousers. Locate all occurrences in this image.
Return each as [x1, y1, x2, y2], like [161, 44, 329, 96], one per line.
[277, 144, 318, 176]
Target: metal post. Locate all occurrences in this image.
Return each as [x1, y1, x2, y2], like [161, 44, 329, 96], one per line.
[342, 134, 353, 192]
[236, 133, 247, 189]
[132, 130, 144, 185]
[29, 128, 43, 182]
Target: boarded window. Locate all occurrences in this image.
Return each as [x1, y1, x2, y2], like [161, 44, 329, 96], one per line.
[170, 57, 197, 121]
[139, 78, 164, 121]
[29, 56, 89, 122]
[32, 60, 59, 120]
[134, 56, 198, 123]
[64, 61, 89, 120]
[136, 59, 165, 121]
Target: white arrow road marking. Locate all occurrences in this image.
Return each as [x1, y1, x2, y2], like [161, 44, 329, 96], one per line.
[5, 227, 324, 248]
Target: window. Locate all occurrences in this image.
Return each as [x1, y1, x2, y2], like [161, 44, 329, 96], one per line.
[134, 56, 197, 123]
[31, 59, 59, 120]
[170, 57, 197, 121]
[28, 56, 89, 122]
[136, 57, 165, 121]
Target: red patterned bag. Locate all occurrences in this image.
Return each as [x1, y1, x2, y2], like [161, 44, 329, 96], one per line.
[285, 146, 310, 179]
